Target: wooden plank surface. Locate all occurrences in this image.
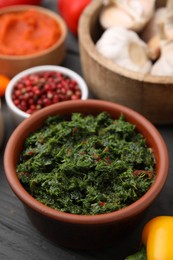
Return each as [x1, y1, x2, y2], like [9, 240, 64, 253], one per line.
[0, 1, 173, 259]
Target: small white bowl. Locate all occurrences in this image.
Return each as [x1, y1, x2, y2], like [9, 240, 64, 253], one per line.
[5, 65, 89, 125]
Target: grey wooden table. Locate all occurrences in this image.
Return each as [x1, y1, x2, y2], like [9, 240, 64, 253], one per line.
[1, 1, 173, 259]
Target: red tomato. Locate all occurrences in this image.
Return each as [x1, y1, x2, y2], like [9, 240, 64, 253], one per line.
[0, 0, 42, 8]
[57, 0, 91, 35]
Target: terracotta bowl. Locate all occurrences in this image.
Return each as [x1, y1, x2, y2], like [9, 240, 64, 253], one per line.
[4, 100, 169, 250]
[0, 5, 67, 78]
[78, 0, 173, 125]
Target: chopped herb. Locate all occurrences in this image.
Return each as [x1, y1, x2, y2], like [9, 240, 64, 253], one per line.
[17, 112, 155, 215]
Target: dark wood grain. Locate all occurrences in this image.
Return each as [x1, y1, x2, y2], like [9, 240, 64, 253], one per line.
[0, 1, 173, 259]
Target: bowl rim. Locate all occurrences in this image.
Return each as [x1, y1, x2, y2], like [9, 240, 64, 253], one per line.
[78, 0, 173, 84]
[4, 99, 169, 225]
[0, 4, 67, 59]
[5, 65, 89, 119]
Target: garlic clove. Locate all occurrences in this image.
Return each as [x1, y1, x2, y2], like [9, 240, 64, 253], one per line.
[128, 42, 149, 67]
[100, 0, 156, 32]
[141, 0, 173, 60]
[150, 42, 173, 76]
[99, 5, 133, 30]
[96, 26, 152, 74]
[147, 35, 161, 61]
[141, 8, 170, 61]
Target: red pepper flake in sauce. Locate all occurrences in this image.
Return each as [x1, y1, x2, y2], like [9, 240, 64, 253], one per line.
[92, 153, 101, 161]
[105, 156, 111, 164]
[99, 201, 105, 207]
[27, 150, 35, 156]
[133, 170, 153, 179]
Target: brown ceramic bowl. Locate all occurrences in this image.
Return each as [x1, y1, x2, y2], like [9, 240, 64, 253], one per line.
[4, 100, 169, 250]
[0, 5, 67, 78]
[78, 0, 173, 124]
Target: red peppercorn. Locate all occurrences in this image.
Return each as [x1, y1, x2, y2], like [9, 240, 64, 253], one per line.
[12, 71, 82, 114]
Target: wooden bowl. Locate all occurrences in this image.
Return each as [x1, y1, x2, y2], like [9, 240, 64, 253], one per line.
[4, 100, 169, 249]
[78, 0, 173, 124]
[0, 5, 67, 78]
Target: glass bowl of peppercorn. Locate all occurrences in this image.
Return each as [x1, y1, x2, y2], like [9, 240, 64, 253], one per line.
[5, 65, 89, 125]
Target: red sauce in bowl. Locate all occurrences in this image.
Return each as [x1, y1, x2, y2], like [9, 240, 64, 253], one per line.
[0, 9, 61, 56]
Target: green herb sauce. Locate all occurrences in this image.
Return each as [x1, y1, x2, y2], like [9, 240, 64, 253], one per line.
[17, 112, 155, 215]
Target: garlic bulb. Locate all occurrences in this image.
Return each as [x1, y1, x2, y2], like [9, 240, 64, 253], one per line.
[96, 26, 152, 74]
[100, 0, 156, 32]
[141, 0, 173, 60]
[150, 42, 173, 76]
